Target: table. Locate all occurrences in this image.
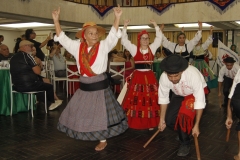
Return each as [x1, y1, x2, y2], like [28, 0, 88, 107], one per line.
[153, 61, 163, 82]
[0, 69, 29, 116]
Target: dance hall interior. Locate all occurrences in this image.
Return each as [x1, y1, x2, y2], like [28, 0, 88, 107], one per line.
[0, 0, 240, 159]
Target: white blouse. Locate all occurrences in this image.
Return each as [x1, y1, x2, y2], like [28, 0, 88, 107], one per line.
[193, 35, 213, 56]
[54, 26, 122, 77]
[228, 69, 240, 98]
[158, 65, 207, 109]
[218, 63, 240, 82]
[162, 31, 202, 53]
[121, 26, 163, 57]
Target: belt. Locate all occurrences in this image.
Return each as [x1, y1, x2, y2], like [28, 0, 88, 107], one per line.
[80, 78, 109, 91]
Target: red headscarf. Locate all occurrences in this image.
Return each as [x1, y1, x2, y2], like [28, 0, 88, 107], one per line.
[137, 30, 149, 47]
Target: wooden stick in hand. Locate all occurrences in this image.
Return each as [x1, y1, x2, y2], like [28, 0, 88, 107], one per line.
[194, 134, 201, 160]
[143, 129, 161, 148]
[226, 122, 231, 142]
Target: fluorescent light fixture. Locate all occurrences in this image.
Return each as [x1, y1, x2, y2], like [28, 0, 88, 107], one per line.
[236, 21, 240, 24]
[174, 23, 211, 28]
[119, 25, 151, 30]
[0, 22, 54, 28]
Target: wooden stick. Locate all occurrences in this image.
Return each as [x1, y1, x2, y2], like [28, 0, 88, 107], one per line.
[226, 122, 231, 142]
[143, 129, 161, 148]
[194, 134, 201, 160]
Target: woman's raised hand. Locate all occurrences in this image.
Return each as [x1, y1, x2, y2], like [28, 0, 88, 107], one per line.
[52, 7, 60, 22]
[113, 4, 122, 18]
[150, 19, 157, 27]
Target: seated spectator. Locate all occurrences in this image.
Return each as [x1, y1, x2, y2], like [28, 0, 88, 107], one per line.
[49, 43, 66, 77]
[0, 35, 4, 45]
[117, 50, 124, 58]
[14, 34, 26, 53]
[10, 40, 62, 110]
[32, 46, 62, 102]
[64, 50, 75, 62]
[0, 44, 14, 61]
[154, 48, 165, 62]
[123, 49, 135, 78]
[32, 46, 43, 69]
[230, 44, 238, 55]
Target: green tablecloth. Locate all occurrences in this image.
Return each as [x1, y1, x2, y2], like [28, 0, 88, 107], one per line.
[153, 61, 163, 81]
[0, 69, 30, 116]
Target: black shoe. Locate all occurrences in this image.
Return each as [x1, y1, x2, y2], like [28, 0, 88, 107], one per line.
[177, 144, 190, 157]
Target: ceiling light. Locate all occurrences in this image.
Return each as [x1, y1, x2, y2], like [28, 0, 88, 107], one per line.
[236, 21, 240, 24]
[0, 22, 54, 28]
[174, 23, 211, 28]
[119, 25, 151, 30]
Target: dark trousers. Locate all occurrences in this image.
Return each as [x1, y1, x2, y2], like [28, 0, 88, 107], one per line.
[55, 70, 66, 77]
[14, 81, 55, 106]
[223, 76, 233, 105]
[231, 83, 240, 131]
[165, 92, 190, 145]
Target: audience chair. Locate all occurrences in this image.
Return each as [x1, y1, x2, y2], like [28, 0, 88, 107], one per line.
[66, 61, 80, 98]
[48, 60, 67, 92]
[108, 62, 125, 93]
[9, 74, 47, 117]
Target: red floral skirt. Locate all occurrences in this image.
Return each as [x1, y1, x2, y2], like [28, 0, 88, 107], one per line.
[122, 70, 160, 129]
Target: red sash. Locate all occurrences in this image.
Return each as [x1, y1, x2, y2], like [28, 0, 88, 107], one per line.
[79, 42, 99, 77]
[174, 87, 209, 134]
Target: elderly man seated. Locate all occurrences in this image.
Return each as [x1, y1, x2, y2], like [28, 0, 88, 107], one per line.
[0, 44, 14, 61]
[10, 40, 62, 110]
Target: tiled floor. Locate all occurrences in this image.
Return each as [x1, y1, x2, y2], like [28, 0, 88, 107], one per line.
[0, 87, 238, 160]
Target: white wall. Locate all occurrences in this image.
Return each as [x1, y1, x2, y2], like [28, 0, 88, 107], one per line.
[0, 30, 22, 53]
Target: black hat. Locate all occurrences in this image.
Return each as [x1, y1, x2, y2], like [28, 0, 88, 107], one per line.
[223, 57, 236, 63]
[160, 54, 188, 73]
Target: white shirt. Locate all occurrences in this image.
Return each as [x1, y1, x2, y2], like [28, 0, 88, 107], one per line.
[52, 53, 66, 71]
[162, 31, 202, 54]
[218, 63, 240, 82]
[192, 35, 213, 56]
[54, 26, 122, 76]
[228, 69, 240, 98]
[121, 26, 162, 57]
[158, 65, 207, 109]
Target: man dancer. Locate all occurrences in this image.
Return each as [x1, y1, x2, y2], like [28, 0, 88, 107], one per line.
[218, 57, 240, 107]
[158, 54, 207, 156]
[226, 68, 240, 160]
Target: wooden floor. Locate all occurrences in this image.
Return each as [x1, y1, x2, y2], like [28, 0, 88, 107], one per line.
[0, 87, 238, 160]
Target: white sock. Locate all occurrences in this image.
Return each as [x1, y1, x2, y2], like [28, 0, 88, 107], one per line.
[100, 140, 106, 142]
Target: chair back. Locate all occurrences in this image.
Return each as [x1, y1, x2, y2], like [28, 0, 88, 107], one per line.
[66, 61, 80, 80]
[109, 62, 125, 85]
[48, 60, 55, 83]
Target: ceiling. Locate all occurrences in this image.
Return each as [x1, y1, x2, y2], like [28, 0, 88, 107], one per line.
[1, 7, 240, 33]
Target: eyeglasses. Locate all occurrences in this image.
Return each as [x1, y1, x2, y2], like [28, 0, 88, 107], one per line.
[141, 37, 150, 41]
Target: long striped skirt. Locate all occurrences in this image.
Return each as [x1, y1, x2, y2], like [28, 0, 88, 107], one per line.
[57, 73, 128, 141]
[122, 70, 160, 129]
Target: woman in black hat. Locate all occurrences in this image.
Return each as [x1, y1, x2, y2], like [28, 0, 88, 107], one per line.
[158, 54, 208, 157]
[161, 22, 202, 61]
[218, 57, 240, 107]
